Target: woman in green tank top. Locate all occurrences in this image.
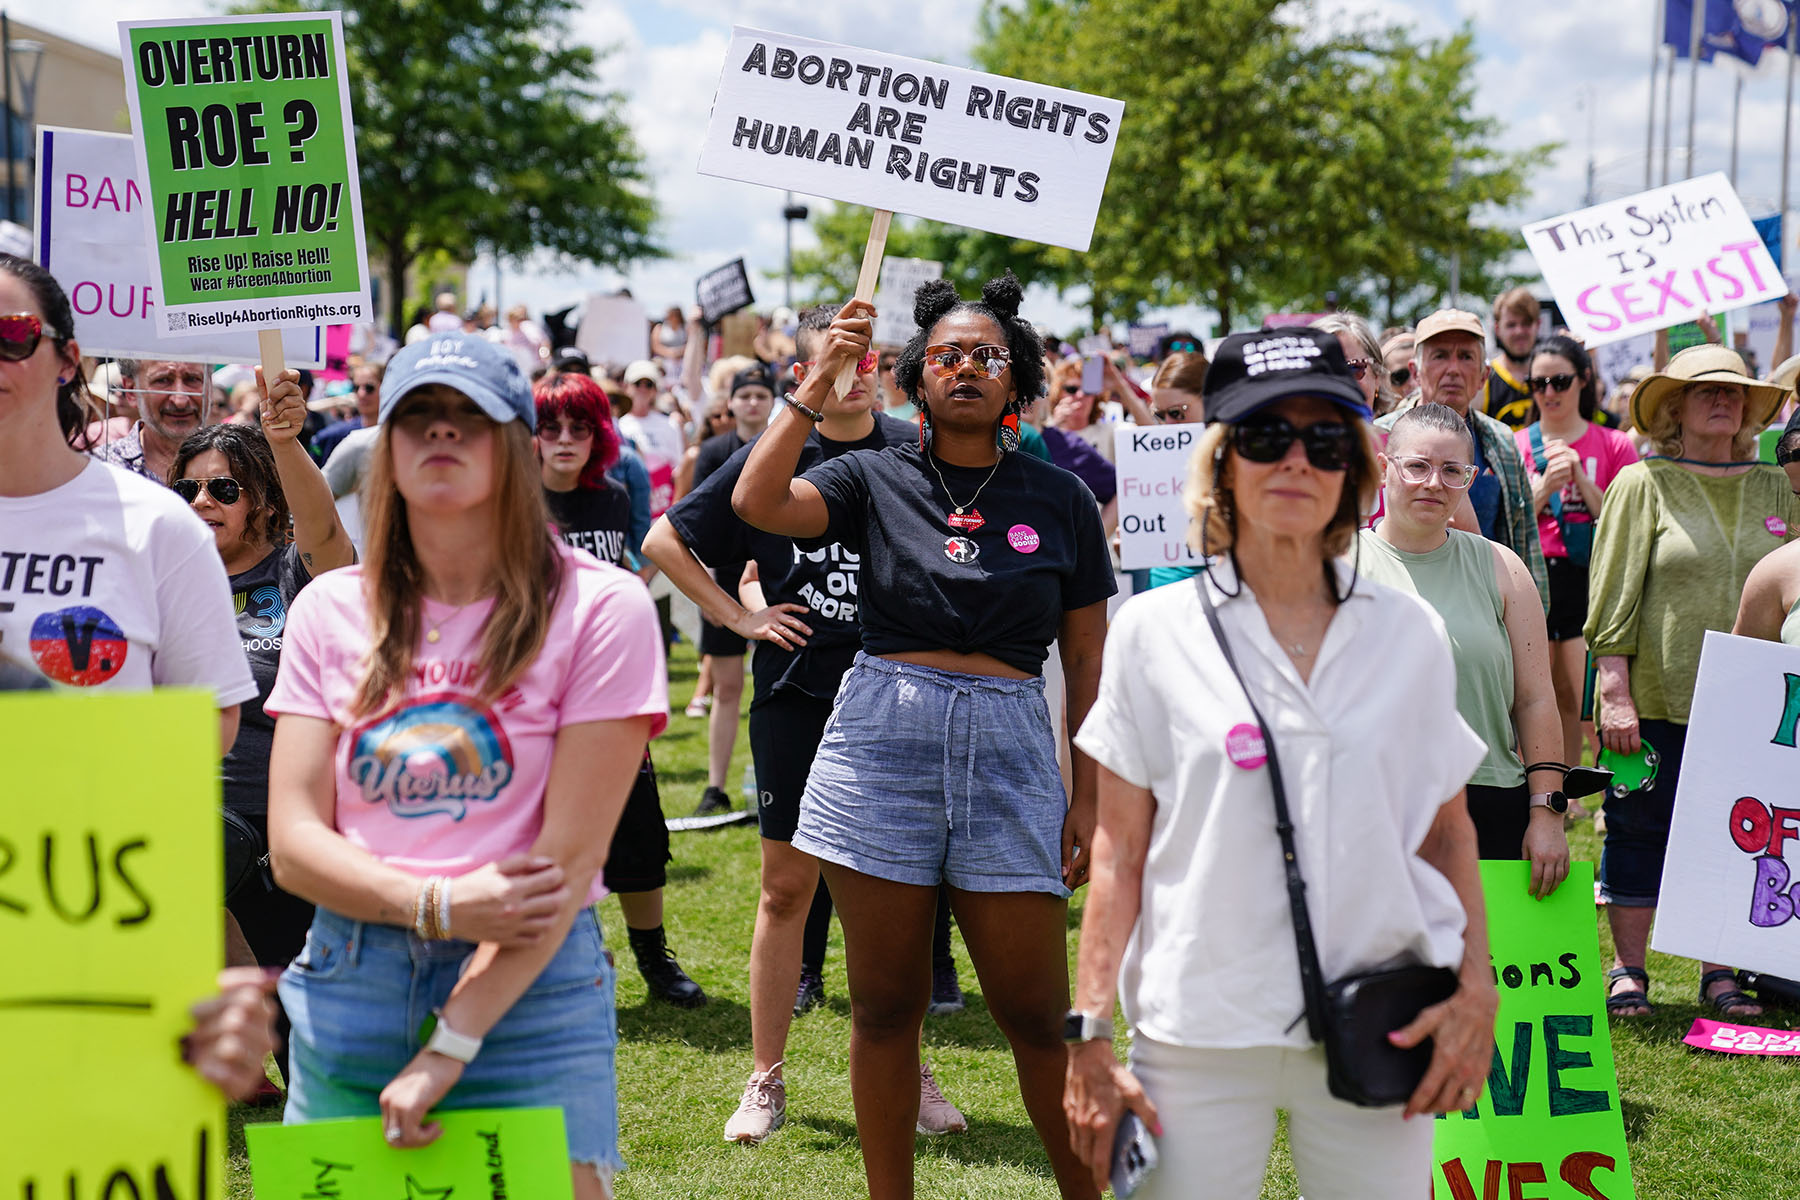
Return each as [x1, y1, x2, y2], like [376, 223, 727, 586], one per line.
[1358, 403, 1569, 900]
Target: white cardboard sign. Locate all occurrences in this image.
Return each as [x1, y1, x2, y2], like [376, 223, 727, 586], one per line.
[1652, 631, 1800, 978]
[1523, 173, 1784, 348]
[33, 126, 321, 365]
[872, 256, 942, 346]
[698, 27, 1124, 252]
[575, 293, 651, 372]
[1115, 424, 1203, 572]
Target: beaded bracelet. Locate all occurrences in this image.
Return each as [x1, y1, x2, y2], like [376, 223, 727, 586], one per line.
[413, 876, 434, 939]
[436, 875, 454, 941]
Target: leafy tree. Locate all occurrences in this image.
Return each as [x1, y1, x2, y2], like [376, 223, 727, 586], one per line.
[797, 0, 1549, 332]
[242, 0, 660, 333]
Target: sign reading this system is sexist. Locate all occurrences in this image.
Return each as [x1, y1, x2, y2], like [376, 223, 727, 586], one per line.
[1653, 631, 1800, 979]
[1523, 173, 1783, 347]
[698, 28, 1124, 251]
[119, 13, 372, 336]
[3, 690, 224, 1200]
[34, 126, 323, 365]
[1115, 424, 1202, 572]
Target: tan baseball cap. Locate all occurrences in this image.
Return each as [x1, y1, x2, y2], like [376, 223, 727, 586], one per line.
[1413, 309, 1486, 345]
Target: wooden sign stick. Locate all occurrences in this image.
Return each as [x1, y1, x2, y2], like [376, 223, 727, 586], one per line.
[258, 328, 291, 431]
[835, 208, 892, 398]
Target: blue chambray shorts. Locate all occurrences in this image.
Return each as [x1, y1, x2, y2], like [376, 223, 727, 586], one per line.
[792, 652, 1072, 897]
[279, 906, 623, 1176]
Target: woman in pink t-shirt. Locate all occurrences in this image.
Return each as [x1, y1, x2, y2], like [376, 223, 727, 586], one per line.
[266, 331, 667, 1198]
[1515, 335, 1639, 767]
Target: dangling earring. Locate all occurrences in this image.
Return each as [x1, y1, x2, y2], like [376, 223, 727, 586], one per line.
[997, 400, 1021, 453]
[919, 405, 933, 454]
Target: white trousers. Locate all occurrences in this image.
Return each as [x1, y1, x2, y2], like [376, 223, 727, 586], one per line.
[1128, 1035, 1434, 1200]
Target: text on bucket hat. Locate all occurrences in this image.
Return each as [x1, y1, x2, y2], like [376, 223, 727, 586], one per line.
[379, 331, 536, 431]
[1201, 328, 1371, 425]
[1628, 343, 1790, 438]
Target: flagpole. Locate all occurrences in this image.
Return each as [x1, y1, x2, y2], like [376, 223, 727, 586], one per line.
[1646, 3, 1660, 190]
[1731, 72, 1742, 185]
[1784, 15, 1797, 239]
[1686, 0, 1703, 179]
[1663, 41, 1677, 184]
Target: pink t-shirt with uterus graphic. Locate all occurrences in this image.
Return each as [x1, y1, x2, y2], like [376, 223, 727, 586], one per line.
[266, 542, 667, 903]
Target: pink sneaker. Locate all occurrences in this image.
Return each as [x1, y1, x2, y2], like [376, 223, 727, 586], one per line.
[916, 1062, 967, 1135]
[724, 1062, 787, 1144]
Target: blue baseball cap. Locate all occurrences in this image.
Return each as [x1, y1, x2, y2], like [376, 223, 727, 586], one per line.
[379, 331, 536, 432]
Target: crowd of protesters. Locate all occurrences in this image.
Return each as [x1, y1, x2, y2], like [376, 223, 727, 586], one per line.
[11, 243, 1800, 1199]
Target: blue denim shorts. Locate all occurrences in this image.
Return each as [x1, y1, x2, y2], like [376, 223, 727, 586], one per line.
[792, 653, 1071, 896]
[279, 906, 623, 1175]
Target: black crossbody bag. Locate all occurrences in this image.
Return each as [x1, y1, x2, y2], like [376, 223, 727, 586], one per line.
[1198, 575, 1458, 1107]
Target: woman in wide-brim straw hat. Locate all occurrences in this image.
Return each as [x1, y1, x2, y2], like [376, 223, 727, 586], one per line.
[1587, 343, 1798, 1020]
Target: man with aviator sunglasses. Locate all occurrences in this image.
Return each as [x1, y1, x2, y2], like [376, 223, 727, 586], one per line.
[93, 356, 218, 484]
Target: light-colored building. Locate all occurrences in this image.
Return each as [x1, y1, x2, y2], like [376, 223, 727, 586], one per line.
[3, 14, 127, 224]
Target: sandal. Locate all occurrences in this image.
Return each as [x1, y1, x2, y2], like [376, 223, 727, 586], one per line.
[1700, 968, 1762, 1017]
[1606, 966, 1653, 1016]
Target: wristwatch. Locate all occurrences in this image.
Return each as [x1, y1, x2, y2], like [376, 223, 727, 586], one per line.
[1528, 790, 1569, 815]
[419, 1009, 483, 1063]
[1062, 1009, 1114, 1044]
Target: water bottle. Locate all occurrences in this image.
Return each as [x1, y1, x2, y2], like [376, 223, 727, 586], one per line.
[741, 763, 758, 805]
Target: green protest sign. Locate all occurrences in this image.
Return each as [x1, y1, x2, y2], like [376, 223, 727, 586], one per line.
[119, 12, 372, 338]
[247, 1108, 574, 1199]
[1, 690, 224, 1199]
[1432, 861, 1636, 1200]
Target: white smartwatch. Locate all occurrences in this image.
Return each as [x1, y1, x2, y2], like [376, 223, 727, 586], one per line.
[420, 1010, 483, 1063]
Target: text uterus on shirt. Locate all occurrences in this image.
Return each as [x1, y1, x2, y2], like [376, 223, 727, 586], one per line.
[346, 676, 522, 819]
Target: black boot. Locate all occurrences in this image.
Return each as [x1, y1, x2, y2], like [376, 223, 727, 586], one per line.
[628, 924, 707, 1008]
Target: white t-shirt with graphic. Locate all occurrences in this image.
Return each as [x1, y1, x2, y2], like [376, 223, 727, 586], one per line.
[0, 460, 258, 703]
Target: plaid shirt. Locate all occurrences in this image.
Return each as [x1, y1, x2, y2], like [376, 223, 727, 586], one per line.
[1375, 397, 1550, 613]
[90, 423, 154, 480]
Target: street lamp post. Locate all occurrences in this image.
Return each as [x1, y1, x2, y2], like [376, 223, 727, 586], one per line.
[781, 191, 808, 308]
[2, 16, 45, 227]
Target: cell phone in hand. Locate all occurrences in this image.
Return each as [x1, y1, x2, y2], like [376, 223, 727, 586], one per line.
[1110, 1110, 1159, 1197]
[1081, 353, 1105, 394]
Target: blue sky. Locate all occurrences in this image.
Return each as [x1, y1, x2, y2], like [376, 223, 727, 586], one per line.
[29, 0, 1800, 333]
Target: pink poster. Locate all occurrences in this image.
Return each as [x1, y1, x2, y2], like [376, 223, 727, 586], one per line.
[321, 323, 354, 380]
[1684, 1018, 1800, 1055]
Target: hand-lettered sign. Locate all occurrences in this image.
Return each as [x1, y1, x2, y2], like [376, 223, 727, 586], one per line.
[2, 689, 224, 1199]
[1432, 862, 1636, 1200]
[698, 27, 1124, 252]
[1653, 631, 1800, 978]
[1523, 173, 1784, 348]
[246, 1109, 574, 1199]
[119, 13, 373, 336]
[1115, 424, 1202, 571]
[872, 256, 943, 347]
[33, 125, 323, 365]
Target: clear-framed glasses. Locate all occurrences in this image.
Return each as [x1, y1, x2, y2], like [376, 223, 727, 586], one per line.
[1390, 455, 1477, 490]
[923, 344, 1011, 379]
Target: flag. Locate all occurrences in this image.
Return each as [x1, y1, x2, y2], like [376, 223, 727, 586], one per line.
[1701, 0, 1795, 65]
[1664, 0, 1710, 59]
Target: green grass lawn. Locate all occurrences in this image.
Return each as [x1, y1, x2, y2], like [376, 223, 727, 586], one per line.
[228, 645, 1800, 1197]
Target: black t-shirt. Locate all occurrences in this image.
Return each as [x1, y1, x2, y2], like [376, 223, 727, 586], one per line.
[694, 430, 749, 491]
[546, 480, 633, 567]
[666, 414, 916, 703]
[800, 442, 1116, 675]
[223, 543, 312, 816]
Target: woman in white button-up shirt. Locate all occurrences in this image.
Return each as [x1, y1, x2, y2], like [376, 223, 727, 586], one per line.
[1064, 330, 1498, 1200]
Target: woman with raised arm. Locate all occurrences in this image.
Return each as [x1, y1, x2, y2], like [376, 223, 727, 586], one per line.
[734, 275, 1115, 1200]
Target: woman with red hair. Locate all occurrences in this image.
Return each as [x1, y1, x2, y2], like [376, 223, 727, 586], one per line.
[535, 372, 708, 1008]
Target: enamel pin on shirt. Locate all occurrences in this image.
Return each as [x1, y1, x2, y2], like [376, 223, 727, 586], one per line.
[945, 536, 979, 564]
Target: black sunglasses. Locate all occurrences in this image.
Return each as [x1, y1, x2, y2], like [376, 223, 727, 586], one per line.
[0, 313, 63, 362]
[1528, 373, 1577, 394]
[1390, 366, 1411, 389]
[172, 476, 242, 505]
[1232, 416, 1354, 471]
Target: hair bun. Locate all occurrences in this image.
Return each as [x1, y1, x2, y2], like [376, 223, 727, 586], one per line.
[980, 271, 1024, 320]
[913, 278, 961, 329]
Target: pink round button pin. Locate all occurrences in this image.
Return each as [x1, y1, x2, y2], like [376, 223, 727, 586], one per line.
[1225, 723, 1267, 770]
[1768, 516, 1788, 538]
[1008, 524, 1041, 553]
